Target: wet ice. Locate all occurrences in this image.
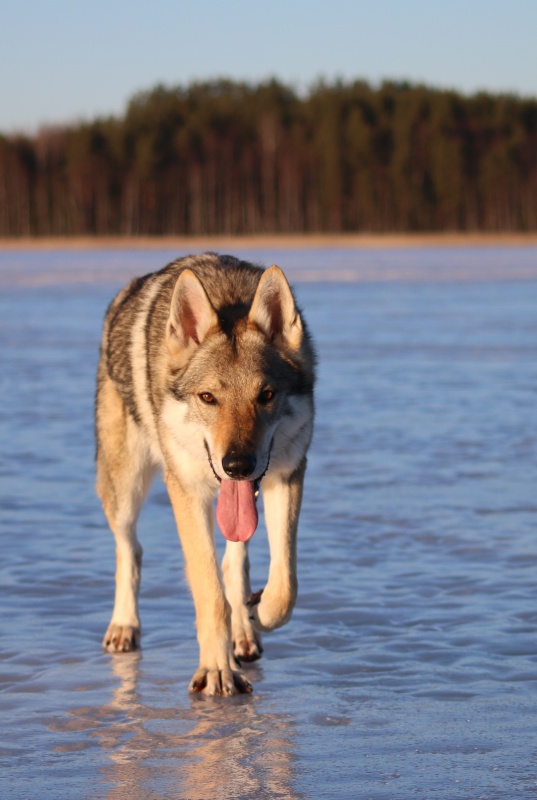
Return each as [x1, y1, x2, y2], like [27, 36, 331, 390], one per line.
[1, 246, 537, 799]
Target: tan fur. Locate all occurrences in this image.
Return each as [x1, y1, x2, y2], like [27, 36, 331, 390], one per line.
[96, 254, 315, 695]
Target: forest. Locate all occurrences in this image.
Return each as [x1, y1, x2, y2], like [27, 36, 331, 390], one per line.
[1, 79, 536, 236]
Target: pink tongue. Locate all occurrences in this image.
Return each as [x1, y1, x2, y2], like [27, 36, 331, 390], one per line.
[216, 480, 259, 542]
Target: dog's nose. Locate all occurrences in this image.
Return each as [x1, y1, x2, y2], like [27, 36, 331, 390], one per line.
[222, 451, 257, 479]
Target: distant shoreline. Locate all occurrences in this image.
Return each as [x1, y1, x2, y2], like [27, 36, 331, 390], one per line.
[2, 233, 537, 251]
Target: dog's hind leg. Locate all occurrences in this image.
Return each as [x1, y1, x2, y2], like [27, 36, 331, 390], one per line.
[96, 370, 156, 652]
[222, 542, 263, 662]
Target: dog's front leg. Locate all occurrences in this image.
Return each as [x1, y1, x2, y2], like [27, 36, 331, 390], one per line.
[165, 471, 252, 695]
[252, 458, 306, 633]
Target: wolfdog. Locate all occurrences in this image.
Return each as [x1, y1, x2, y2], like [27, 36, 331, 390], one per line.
[96, 253, 315, 695]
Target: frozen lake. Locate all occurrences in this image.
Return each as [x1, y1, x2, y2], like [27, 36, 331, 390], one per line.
[1, 245, 537, 798]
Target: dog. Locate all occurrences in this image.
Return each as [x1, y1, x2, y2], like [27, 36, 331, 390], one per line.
[95, 253, 315, 695]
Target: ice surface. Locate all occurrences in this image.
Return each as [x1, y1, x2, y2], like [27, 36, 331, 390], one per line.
[1, 247, 537, 799]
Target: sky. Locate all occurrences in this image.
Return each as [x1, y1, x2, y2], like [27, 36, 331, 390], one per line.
[2, 0, 536, 133]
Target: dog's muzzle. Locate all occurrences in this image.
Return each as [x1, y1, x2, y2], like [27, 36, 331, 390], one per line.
[205, 441, 273, 542]
[221, 450, 257, 480]
[204, 440, 272, 490]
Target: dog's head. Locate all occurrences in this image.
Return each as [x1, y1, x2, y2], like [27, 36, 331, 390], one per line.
[164, 265, 313, 541]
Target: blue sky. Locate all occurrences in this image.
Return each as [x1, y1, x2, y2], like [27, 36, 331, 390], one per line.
[2, 0, 536, 133]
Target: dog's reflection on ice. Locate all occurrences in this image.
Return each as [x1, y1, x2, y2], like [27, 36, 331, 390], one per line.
[89, 654, 303, 800]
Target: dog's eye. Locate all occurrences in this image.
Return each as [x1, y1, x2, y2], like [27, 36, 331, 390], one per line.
[258, 388, 275, 405]
[199, 392, 216, 405]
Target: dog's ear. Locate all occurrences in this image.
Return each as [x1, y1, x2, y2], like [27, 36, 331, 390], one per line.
[167, 270, 218, 357]
[249, 265, 303, 350]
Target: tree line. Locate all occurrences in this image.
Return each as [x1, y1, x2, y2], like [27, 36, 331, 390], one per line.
[1, 79, 536, 236]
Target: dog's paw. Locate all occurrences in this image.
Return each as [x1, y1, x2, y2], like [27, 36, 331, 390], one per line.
[103, 623, 140, 653]
[189, 666, 253, 696]
[231, 595, 264, 662]
[233, 630, 263, 663]
[248, 584, 295, 632]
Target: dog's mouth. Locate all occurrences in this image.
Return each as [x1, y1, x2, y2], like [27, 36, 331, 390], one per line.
[204, 442, 271, 543]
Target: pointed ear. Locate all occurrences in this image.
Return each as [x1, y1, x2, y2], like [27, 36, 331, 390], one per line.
[166, 269, 218, 357]
[248, 265, 303, 350]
